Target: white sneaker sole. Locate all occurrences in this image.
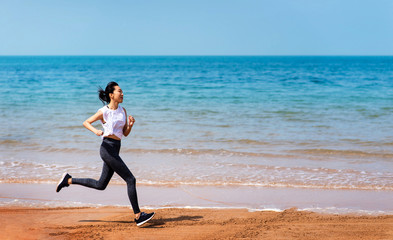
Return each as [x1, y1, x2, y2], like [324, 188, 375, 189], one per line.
[136, 212, 155, 227]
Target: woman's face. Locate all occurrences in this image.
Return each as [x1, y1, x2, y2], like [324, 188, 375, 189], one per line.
[110, 85, 124, 103]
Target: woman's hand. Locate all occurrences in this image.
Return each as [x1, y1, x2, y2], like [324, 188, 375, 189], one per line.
[123, 114, 135, 137]
[123, 108, 134, 137]
[95, 130, 104, 136]
[128, 115, 135, 127]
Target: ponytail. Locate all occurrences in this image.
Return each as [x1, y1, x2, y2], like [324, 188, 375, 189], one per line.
[98, 87, 108, 105]
[98, 81, 119, 105]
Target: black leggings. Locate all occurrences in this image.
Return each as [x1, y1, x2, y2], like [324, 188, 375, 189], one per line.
[72, 138, 140, 214]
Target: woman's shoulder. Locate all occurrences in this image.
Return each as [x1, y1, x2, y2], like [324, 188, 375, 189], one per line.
[98, 105, 108, 113]
[119, 105, 127, 113]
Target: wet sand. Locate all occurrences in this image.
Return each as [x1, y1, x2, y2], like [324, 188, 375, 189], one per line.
[1, 183, 392, 214]
[1, 206, 393, 240]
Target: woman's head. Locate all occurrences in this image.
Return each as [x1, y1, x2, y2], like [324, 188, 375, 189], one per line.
[98, 82, 123, 104]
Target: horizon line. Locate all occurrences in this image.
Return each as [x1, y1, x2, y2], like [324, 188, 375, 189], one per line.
[1, 54, 393, 57]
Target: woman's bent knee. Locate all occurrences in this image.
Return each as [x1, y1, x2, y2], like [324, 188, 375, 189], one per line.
[96, 183, 108, 190]
[127, 176, 136, 186]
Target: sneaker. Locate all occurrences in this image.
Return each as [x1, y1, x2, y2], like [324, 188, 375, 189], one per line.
[56, 172, 72, 192]
[135, 212, 155, 227]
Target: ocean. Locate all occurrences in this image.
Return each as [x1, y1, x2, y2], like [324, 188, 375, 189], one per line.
[1, 56, 392, 212]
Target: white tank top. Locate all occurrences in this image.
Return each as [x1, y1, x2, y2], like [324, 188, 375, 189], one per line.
[99, 105, 126, 139]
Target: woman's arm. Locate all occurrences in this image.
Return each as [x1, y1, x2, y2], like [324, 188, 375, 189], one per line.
[83, 110, 104, 136]
[123, 108, 135, 137]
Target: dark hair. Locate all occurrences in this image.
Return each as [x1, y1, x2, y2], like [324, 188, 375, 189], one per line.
[98, 81, 119, 105]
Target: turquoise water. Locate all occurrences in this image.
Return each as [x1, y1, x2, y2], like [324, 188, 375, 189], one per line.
[1, 56, 393, 191]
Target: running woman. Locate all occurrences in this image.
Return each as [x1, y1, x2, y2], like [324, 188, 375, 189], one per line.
[56, 81, 155, 227]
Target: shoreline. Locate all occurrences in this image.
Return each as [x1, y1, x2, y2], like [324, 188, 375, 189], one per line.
[1, 206, 392, 240]
[1, 183, 392, 215]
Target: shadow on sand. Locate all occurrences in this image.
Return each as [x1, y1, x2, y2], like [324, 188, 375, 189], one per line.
[79, 215, 203, 228]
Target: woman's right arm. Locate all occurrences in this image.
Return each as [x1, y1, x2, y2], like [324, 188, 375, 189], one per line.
[83, 110, 104, 136]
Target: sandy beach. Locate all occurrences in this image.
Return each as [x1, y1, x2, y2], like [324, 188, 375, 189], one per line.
[1, 206, 392, 240]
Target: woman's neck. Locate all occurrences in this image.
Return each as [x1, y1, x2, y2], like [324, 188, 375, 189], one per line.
[108, 101, 119, 110]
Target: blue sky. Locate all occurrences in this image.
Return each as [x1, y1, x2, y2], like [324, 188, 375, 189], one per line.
[0, 0, 392, 55]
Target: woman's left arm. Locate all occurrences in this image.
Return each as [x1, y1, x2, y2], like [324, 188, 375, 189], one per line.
[123, 108, 135, 137]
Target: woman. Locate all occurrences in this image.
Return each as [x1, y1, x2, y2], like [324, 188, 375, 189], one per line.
[56, 81, 155, 227]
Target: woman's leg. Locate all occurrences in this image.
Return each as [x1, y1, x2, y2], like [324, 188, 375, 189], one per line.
[100, 139, 141, 214]
[105, 155, 141, 214]
[71, 162, 114, 190]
